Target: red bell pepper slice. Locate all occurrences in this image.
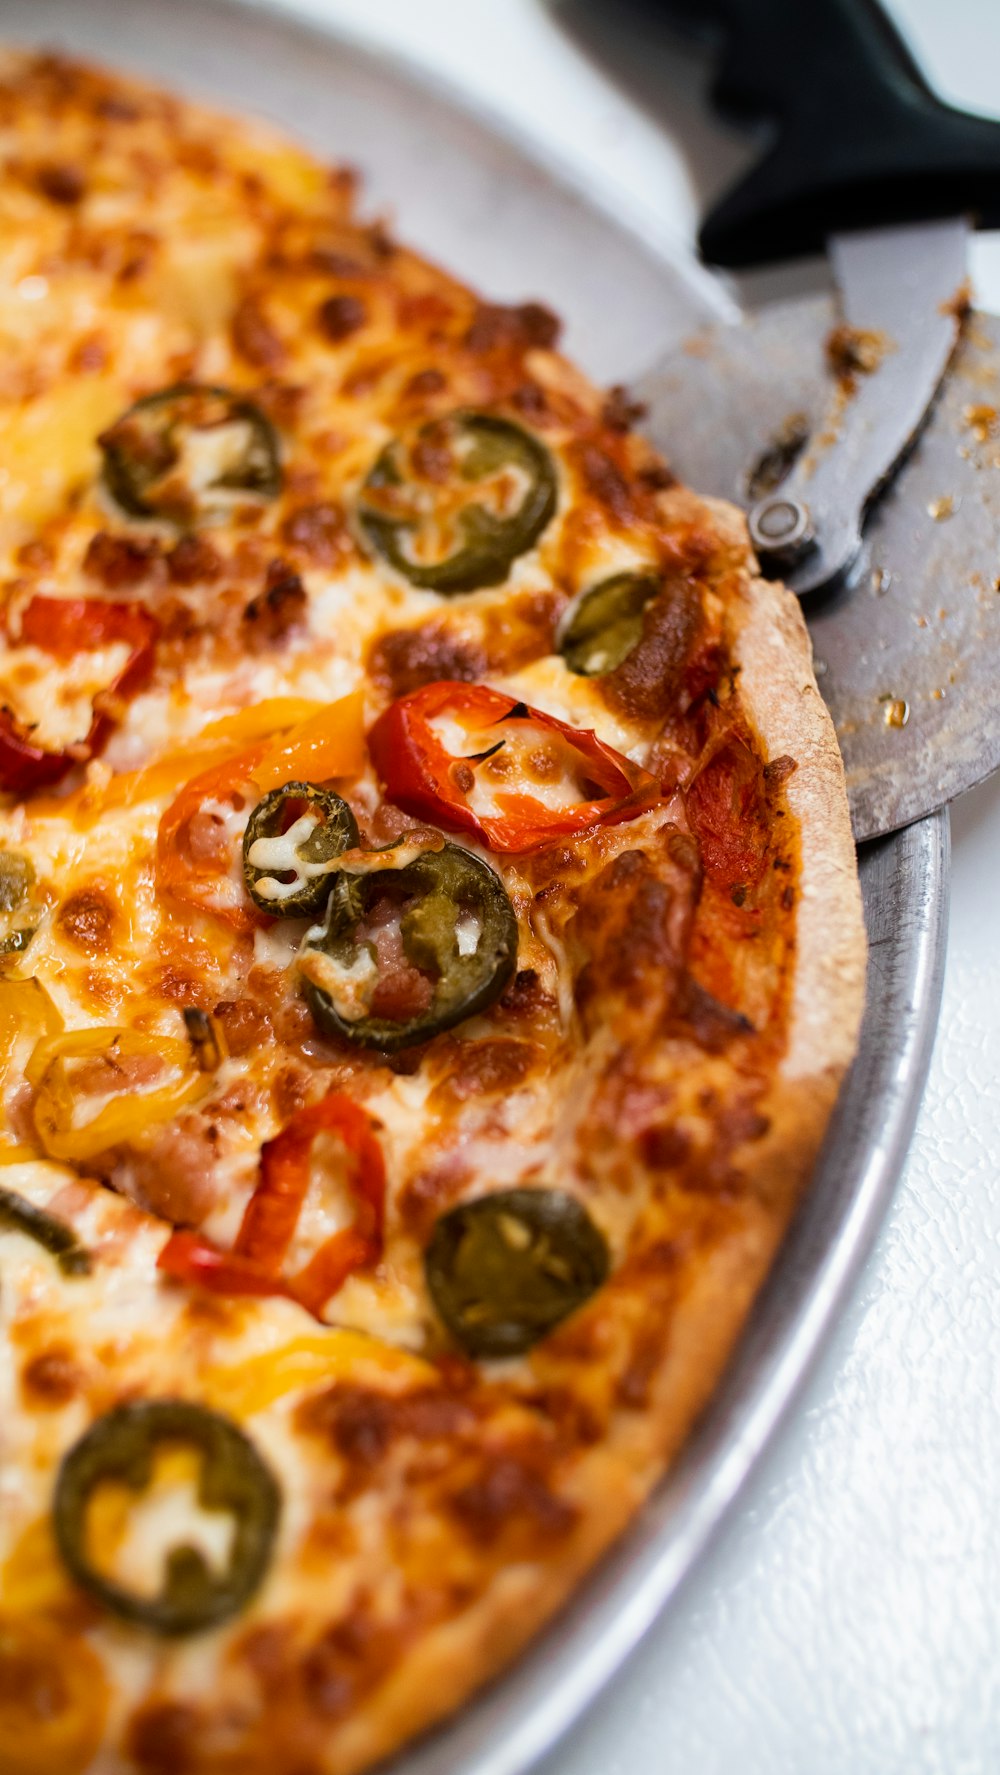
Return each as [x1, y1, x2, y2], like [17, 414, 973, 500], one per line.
[0, 595, 158, 794]
[154, 1230, 296, 1300]
[157, 1092, 385, 1316]
[367, 679, 658, 853]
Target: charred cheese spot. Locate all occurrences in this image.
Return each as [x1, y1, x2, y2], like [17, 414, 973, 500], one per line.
[56, 885, 117, 955]
[368, 621, 485, 699]
[21, 1344, 83, 1405]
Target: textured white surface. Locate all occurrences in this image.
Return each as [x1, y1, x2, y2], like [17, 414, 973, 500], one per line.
[263, 4, 1000, 1770]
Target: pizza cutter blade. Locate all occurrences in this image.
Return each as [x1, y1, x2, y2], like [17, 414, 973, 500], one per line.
[637, 295, 1000, 843]
[610, 0, 1000, 839]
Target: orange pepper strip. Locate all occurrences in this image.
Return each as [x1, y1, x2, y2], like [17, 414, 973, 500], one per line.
[251, 694, 366, 792]
[27, 696, 339, 825]
[156, 693, 365, 933]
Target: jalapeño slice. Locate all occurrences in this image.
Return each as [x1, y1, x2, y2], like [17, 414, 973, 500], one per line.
[0, 1186, 91, 1277]
[425, 1187, 609, 1358]
[99, 383, 281, 524]
[0, 851, 34, 913]
[300, 841, 517, 1053]
[242, 782, 359, 917]
[53, 1400, 280, 1636]
[357, 412, 556, 595]
[558, 571, 661, 677]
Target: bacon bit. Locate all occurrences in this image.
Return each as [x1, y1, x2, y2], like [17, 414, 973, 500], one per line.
[366, 920, 434, 1022]
[231, 294, 285, 369]
[242, 559, 307, 646]
[166, 534, 222, 586]
[464, 301, 561, 354]
[601, 385, 647, 433]
[271, 1063, 312, 1122]
[317, 293, 367, 342]
[83, 529, 161, 589]
[184, 809, 232, 869]
[36, 160, 85, 205]
[575, 442, 636, 524]
[280, 501, 348, 566]
[126, 1114, 222, 1228]
[213, 997, 272, 1058]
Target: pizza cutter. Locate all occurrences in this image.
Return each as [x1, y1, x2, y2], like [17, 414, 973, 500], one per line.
[625, 0, 1000, 840]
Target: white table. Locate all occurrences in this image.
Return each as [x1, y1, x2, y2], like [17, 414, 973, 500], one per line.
[267, 3, 1000, 1767]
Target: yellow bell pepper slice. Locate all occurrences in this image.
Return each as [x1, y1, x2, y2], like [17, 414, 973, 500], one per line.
[27, 1026, 209, 1162]
[0, 977, 62, 1090]
[202, 1330, 436, 1419]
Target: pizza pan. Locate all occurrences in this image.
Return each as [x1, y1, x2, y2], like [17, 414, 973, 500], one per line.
[0, 1, 950, 1769]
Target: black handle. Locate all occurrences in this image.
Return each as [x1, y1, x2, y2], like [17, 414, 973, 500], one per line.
[656, 0, 1000, 267]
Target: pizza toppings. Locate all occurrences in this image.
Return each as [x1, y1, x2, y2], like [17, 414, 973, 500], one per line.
[53, 1400, 281, 1635]
[368, 680, 658, 853]
[98, 383, 282, 525]
[159, 1092, 385, 1315]
[357, 413, 556, 593]
[242, 782, 359, 916]
[0, 596, 158, 795]
[156, 694, 365, 931]
[558, 571, 661, 676]
[27, 1027, 209, 1162]
[0, 1186, 92, 1277]
[424, 1187, 609, 1357]
[299, 840, 518, 1052]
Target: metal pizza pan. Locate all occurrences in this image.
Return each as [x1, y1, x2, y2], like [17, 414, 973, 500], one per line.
[0, 1, 950, 1769]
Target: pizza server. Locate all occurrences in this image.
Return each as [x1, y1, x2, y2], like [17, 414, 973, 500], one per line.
[624, 0, 1000, 840]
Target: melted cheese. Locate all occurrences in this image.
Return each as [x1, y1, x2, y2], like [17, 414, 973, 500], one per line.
[0, 641, 130, 751]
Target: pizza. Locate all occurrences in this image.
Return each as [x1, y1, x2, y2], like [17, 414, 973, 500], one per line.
[0, 48, 866, 1775]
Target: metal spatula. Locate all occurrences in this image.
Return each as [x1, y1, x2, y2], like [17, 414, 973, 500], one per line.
[628, 0, 1000, 839]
